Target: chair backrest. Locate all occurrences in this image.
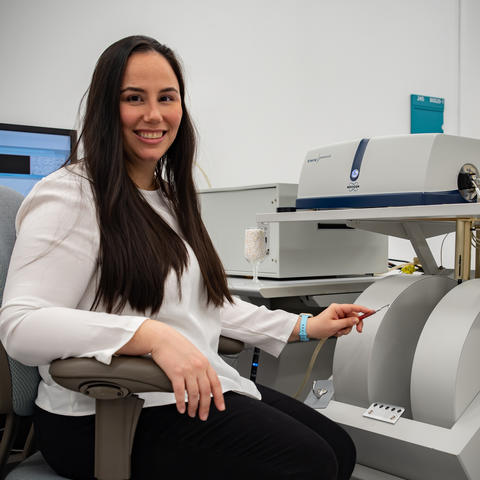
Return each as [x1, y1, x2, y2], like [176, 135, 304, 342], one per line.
[0, 186, 24, 304]
[0, 187, 73, 479]
[0, 186, 40, 418]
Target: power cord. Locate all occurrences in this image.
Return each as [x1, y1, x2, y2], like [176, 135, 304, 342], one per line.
[293, 337, 328, 399]
[440, 232, 452, 268]
[194, 161, 212, 188]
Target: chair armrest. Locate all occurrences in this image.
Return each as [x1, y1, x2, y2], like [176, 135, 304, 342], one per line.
[50, 336, 244, 398]
[50, 356, 172, 396]
[49, 336, 244, 480]
[218, 336, 244, 355]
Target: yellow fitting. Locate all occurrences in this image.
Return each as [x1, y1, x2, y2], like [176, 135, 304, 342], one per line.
[401, 264, 416, 274]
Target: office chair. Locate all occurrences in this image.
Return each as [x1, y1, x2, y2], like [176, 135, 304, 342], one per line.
[0, 185, 243, 480]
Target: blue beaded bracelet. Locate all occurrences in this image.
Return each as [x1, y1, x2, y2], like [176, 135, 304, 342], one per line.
[299, 313, 312, 342]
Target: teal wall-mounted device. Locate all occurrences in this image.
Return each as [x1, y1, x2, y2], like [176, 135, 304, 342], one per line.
[410, 94, 444, 134]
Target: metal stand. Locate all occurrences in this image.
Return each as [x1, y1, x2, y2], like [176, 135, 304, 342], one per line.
[401, 222, 441, 275]
[94, 395, 144, 480]
[455, 219, 473, 281]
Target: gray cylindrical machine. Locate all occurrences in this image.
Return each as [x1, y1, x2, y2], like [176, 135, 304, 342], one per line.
[332, 274, 455, 418]
[411, 279, 480, 428]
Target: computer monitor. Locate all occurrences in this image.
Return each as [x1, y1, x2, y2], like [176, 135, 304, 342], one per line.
[0, 123, 77, 197]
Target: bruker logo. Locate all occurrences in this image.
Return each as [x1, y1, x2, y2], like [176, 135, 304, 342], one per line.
[347, 182, 360, 192]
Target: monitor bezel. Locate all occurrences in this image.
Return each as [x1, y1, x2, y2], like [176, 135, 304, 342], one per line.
[0, 122, 77, 163]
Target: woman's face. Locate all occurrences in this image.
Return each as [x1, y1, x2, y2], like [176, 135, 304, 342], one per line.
[120, 51, 183, 184]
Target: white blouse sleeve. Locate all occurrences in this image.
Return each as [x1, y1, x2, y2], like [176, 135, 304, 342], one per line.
[0, 169, 147, 367]
[219, 296, 298, 357]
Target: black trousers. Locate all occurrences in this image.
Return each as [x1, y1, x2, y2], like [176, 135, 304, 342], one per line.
[34, 384, 356, 479]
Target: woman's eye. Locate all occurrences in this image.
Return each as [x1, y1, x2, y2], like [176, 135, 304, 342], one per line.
[159, 95, 173, 102]
[126, 95, 142, 103]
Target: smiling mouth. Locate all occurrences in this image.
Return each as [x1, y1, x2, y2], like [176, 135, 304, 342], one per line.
[135, 130, 166, 139]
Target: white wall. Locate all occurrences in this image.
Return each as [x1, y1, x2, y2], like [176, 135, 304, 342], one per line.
[1, 0, 479, 268]
[459, 0, 480, 138]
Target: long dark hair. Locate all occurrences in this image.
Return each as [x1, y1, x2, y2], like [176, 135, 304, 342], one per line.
[78, 35, 232, 314]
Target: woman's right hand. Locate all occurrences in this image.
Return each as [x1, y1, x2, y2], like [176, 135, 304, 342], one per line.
[116, 319, 225, 420]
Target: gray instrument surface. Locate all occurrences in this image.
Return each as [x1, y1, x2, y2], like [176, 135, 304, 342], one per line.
[332, 275, 456, 418]
[411, 278, 480, 428]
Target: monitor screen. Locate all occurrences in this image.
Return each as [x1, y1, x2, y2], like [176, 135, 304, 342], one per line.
[0, 123, 77, 197]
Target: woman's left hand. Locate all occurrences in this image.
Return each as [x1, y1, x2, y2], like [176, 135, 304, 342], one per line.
[289, 303, 375, 342]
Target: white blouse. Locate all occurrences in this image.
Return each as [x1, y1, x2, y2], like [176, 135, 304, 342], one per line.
[0, 164, 298, 416]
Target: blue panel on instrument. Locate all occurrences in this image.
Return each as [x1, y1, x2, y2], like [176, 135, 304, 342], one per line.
[295, 190, 466, 210]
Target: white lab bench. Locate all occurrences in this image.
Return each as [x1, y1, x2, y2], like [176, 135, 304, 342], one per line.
[257, 201, 480, 224]
[227, 275, 378, 300]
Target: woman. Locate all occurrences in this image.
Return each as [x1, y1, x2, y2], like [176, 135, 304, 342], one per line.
[0, 35, 372, 479]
